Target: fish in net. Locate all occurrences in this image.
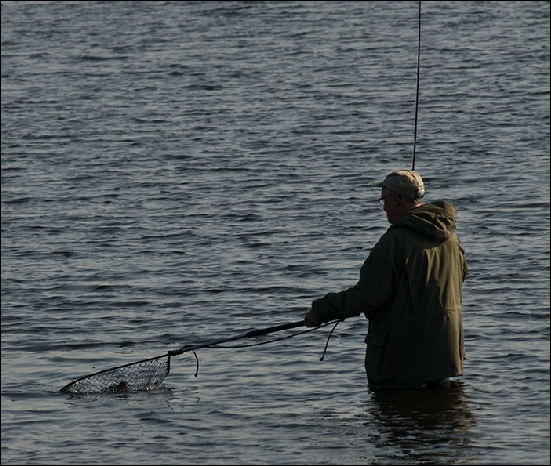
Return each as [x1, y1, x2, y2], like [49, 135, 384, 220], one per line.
[59, 354, 171, 394]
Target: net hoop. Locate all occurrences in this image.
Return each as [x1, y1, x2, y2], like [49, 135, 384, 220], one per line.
[60, 353, 171, 395]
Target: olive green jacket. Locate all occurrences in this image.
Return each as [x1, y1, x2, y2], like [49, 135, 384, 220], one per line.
[312, 201, 468, 387]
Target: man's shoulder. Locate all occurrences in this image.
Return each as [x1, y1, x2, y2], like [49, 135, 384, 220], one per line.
[370, 226, 413, 255]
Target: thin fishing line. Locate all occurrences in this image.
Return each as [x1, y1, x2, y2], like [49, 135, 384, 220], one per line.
[319, 320, 341, 361]
[412, 0, 421, 171]
[191, 350, 199, 377]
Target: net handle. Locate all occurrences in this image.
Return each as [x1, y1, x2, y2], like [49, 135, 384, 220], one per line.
[169, 320, 305, 356]
[246, 320, 305, 337]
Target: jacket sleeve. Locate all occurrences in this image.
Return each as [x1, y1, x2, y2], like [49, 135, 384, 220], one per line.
[311, 231, 402, 322]
[459, 238, 469, 282]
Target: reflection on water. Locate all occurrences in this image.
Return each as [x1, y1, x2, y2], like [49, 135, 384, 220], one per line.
[366, 382, 477, 464]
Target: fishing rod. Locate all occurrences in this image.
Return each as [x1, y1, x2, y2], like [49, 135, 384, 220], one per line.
[411, 0, 421, 171]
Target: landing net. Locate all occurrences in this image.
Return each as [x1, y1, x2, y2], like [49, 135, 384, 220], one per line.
[60, 354, 170, 394]
[59, 320, 341, 394]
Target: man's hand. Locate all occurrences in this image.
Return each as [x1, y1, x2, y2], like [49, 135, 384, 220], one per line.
[304, 308, 321, 327]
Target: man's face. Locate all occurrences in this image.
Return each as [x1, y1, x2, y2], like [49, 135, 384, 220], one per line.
[381, 188, 400, 224]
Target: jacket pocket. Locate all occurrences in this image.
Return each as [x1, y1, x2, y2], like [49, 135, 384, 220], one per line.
[364, 331, 387, 382]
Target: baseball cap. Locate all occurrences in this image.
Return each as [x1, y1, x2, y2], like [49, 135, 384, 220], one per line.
[368, 170, 425, 202]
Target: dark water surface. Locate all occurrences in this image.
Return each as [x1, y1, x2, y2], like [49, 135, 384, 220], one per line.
[2, 1, 549, 464]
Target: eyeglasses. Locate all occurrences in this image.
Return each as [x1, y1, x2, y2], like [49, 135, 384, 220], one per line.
[378, 193, 395, 205]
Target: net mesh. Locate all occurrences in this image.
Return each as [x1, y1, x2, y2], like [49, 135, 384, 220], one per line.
[60, 355, 170, 394]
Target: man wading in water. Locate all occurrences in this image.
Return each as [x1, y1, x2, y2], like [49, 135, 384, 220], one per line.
[304, 170, 468, 390]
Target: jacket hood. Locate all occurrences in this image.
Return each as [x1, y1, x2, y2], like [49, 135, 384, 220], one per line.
[390, 201, 458, 242]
